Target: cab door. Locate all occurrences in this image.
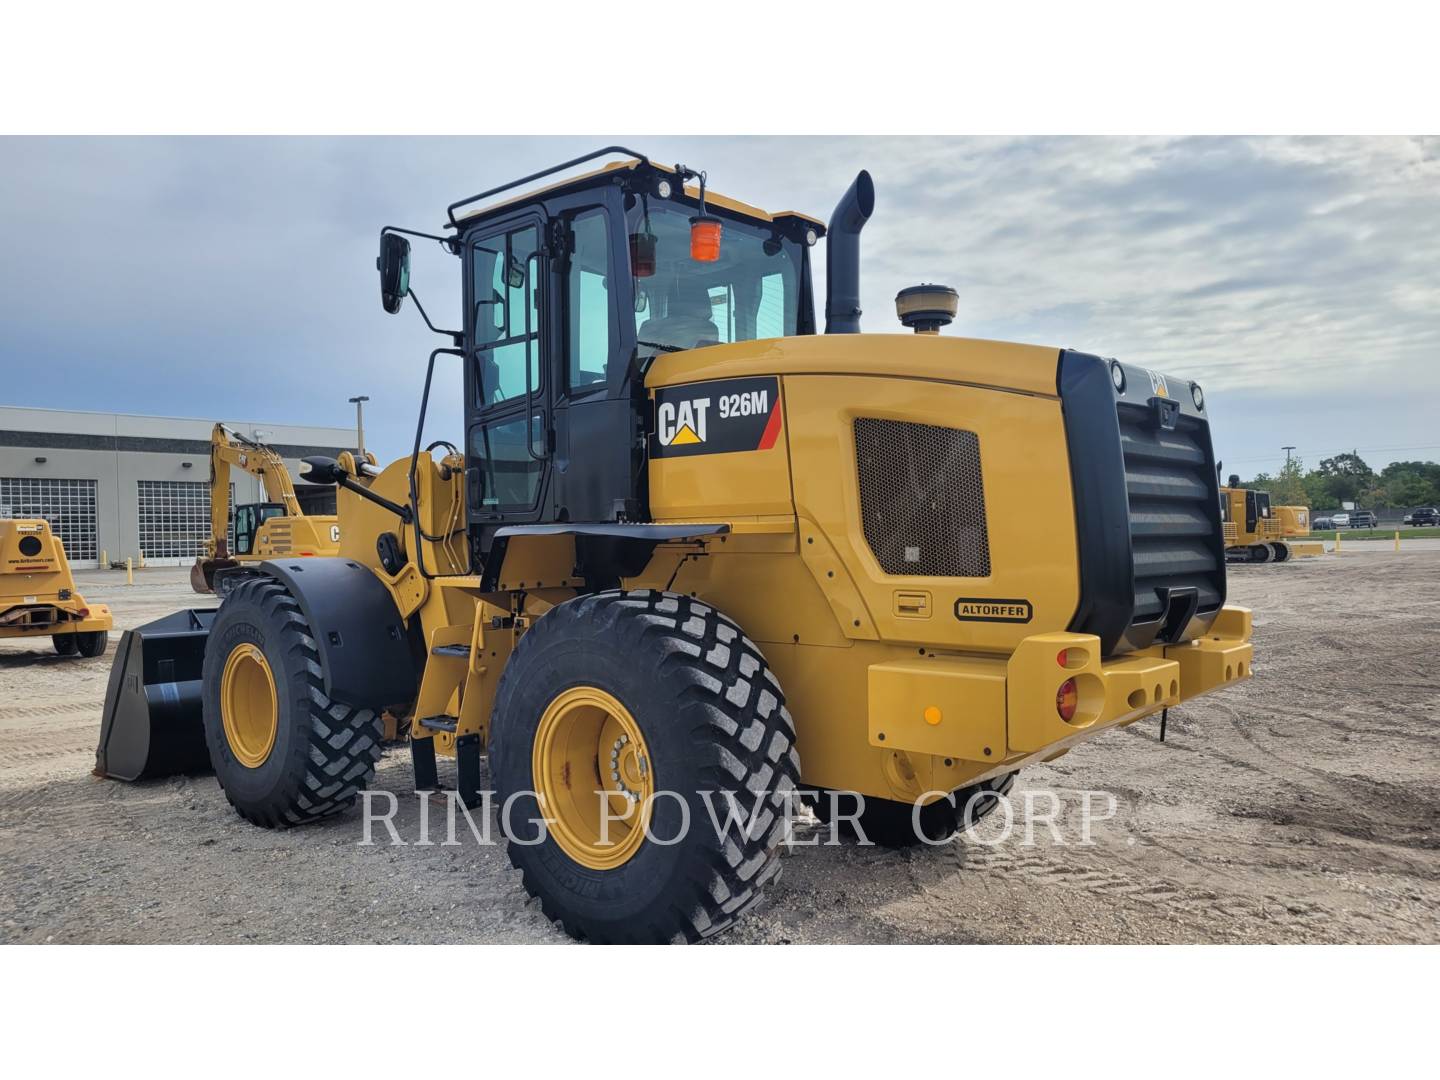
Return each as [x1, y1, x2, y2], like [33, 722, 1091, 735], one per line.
[463, 212, 553, 530]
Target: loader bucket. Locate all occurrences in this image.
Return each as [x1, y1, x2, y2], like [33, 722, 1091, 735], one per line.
[95, 608, 218, 781]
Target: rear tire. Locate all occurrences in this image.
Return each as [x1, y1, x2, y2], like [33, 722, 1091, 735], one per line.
[812, 772, 1017, 848]
[490, 589, 800, 944]
[53, 634, 78, 656]
[75, 630, 108, 657]
[201, 576, 383, 829]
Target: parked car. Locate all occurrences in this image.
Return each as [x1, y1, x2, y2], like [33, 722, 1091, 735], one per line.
[1350, 510, 1377, 529]
[1404, 512, 1415, 525]
[1330, 512, 1350, 528]
[1312, 515, 1333, 530]
[1411, 507, 1440, 526]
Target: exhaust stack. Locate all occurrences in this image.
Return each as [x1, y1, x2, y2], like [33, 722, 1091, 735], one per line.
[824, 170, 874, 334]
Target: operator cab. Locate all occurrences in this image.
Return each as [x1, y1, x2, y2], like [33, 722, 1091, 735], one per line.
[232, 502, 285, 556]
[450, 156, 821, 543]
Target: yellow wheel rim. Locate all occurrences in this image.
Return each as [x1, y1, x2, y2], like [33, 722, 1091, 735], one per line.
[220, 643, 278, 768]
[532, 686, 655, 871]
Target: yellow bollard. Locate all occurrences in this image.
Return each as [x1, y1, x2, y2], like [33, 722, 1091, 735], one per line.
[126, 557, 133, 585]
[1335, 531, 1341, 556]
[101, 549, 108, 567]
[1395, 530, 1401, 552]
[138, 552, 145, 569]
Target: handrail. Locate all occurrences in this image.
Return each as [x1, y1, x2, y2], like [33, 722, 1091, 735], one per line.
[446, 145, 650, 228]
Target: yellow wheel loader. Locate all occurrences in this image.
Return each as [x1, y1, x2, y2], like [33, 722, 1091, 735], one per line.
[97, 148, 1253, 943]
[2, 519, 112, 657]
[189, 422, 364, 593]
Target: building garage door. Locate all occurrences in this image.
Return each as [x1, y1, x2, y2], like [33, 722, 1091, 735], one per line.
[137, 480, 234, 564]
[0, 477, 101, 567]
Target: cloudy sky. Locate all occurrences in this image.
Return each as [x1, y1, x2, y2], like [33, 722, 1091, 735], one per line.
[2, 136, 1437, 476]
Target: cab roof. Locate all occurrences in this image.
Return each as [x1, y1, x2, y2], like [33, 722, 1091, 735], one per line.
[448, 154, 824, 233]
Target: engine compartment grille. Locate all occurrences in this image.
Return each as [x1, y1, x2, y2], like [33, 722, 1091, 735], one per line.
[854, 418, 991, 577]
[1117, 405, 1224, 624]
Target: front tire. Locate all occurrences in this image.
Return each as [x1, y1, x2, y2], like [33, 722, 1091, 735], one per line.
[201, 576, 383, 829]
[490, 590, 800, 944]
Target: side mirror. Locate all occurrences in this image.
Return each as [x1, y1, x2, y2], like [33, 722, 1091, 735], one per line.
[378, 233, 411, 314]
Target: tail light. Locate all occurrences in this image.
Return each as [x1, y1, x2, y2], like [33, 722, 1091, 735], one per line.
[1056, 678, 1079, 722]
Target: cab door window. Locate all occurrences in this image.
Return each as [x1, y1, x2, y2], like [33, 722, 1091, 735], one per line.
[472, 224, 541, 406]
[566, 209, 615, 393]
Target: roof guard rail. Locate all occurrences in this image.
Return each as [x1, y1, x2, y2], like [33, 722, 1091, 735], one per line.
[445, 145, 652, 228]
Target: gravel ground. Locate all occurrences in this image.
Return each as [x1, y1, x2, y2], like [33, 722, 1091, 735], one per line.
[2, 545, 1437, 944]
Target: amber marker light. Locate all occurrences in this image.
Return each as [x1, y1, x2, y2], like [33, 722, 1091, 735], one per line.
[690, 215, 722, 261]
[923, 706, 943, 726]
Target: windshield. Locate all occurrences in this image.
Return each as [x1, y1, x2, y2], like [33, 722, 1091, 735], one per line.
[626, 199, 801, 359]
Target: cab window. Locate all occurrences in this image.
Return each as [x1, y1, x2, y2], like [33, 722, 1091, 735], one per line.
[626, 201, 799, 360]
[566, 209, 613, 392]
[471, 224, 541, 406]
[471, 412, 544, 511]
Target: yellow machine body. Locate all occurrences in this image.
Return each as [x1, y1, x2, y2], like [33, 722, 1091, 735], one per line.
[385, 334, 1252, 805]
[0, 519, 113, 641]
[95, 149, 1259, 942]
[1220, 485, 1294, 562]
[1275, 505, 1325, 557]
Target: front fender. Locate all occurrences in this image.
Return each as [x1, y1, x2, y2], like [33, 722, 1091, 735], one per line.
[223, 557, 416, 708]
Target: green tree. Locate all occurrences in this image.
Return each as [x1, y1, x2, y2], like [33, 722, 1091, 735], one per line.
[1316, 451, 1374, 505]
[1269, 456, 1307, 505]
[1377, 461, 1440, 509]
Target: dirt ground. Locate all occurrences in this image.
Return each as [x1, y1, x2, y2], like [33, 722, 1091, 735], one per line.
[2, 544, 1437, 944]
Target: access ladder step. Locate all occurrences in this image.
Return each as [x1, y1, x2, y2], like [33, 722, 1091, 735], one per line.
[418, 715, 458, 733]
[431, 644, 471, 658]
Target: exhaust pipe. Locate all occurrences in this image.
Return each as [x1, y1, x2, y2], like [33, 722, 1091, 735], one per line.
[824, 170, 874, 334]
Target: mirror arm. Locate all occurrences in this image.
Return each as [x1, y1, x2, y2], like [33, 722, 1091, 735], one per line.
[407, 288, 463, 347]
[381, 225, 459, 254]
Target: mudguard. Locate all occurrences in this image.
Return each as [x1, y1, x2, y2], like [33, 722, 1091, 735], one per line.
[234, 558, 417, 708]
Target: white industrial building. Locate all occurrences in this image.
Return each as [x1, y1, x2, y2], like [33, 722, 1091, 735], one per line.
[0, 406, 355, 567]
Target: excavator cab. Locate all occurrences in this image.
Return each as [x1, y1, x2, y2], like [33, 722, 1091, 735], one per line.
[232, 502, 286, 556]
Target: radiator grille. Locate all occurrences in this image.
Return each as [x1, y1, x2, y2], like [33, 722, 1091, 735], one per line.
[1117, 407, 1224, 624]
[854, 418, 991, 577]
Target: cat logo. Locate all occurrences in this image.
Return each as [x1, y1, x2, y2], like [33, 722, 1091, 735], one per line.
[329, 525, 341, 543]
[1146, 369, 1170, 398]
[657, 397, 711, 447]
[651, 376, 783, 459]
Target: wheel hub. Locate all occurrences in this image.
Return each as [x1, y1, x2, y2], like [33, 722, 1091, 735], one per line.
[533, 686, 655, 870]
[220, 642, 278, 769]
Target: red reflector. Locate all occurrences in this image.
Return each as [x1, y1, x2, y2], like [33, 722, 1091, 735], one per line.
[1056, 678, 1079, 722]
[1056, 648, 1069, 668]
[629, 231, 657, 277]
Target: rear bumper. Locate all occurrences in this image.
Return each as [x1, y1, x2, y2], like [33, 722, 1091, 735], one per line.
[0, 602, 113, 637]
[868, 604, 1252, 762]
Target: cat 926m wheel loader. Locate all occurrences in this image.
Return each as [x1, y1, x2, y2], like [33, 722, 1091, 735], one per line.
[96, 147, 1254, 943]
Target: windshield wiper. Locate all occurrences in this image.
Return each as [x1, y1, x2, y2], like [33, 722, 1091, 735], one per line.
[636, 339, 683, 354]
